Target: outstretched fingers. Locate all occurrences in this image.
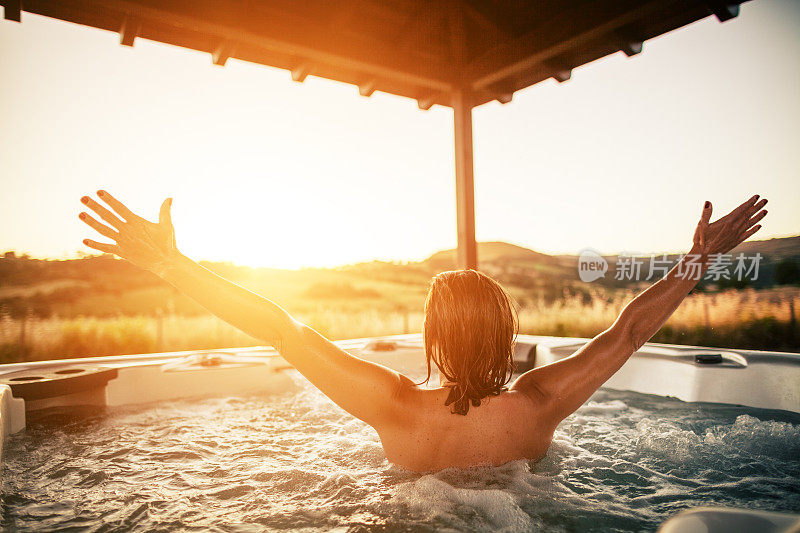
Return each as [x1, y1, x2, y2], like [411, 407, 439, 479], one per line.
[79, 211, 119, 241]
[97, 190, 138, 222]
[731, 197, 767, 234]
[82, 238, 118, 255]
[746, 198, 768, 219]
[740, 224, 762, 242]
[81, 195, 124, 230]
[724, 196, 766, 232]
[744, 208, 768, 230]
[737, 195, 768, 243]
[741, 196, 766, 217]
[731, 194, 760, 218]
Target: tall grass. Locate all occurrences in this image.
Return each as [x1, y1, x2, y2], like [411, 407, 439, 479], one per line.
[0, 309, 426, 363]
[518, 287, 799, 351]
[0, 287, 797, 363]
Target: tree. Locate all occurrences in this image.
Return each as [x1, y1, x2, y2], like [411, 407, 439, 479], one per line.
[775, 259, 800, 286]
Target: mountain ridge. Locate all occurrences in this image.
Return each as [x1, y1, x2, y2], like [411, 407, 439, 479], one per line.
[422, 235, 800, 266]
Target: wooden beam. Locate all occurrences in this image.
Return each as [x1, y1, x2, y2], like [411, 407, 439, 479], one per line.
[119, 15, 140, 47]
[614, 27, 644, 56]
[552, 68, 572, 83]
[3, 0, 21, 22]
[417, 97, 435, 110]
[467, 0, 672, 91]
[291, 63, 310, 82]
[358, 80, 376, 97]
[453, 92, 477, 271]
[460, 0, 518, 38]
[707, 2, 739, 21]
[620, 40, 643, 56]
[212, 41, 234, 66]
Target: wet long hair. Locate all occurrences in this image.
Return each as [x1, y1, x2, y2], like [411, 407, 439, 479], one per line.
[422, 269, 518, 415]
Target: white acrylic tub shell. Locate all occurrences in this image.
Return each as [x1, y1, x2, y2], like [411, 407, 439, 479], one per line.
[0, 385, 25, 459]
[657, 506, 800, 533]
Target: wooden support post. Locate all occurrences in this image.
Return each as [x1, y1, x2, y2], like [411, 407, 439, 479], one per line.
[453, 91, 477, 270]
[156, 309, 164, 352]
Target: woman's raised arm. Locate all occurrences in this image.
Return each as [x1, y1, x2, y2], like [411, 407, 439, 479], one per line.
[511, 195, 768, 423]
[79, 191, 415, 429]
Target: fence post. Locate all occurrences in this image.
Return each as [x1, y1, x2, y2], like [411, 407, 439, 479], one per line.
[156, 309, 165, 352]
[18, 311, 28, 361]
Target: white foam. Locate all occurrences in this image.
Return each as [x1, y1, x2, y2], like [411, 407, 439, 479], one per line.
[578, 399, 629, 414]
[635, 419, 704, 462]
[703, 414, 800, 459]
[390, 474, 537, 532]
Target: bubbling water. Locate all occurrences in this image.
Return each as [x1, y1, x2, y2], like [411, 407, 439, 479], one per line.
[2, 381, 798, 532]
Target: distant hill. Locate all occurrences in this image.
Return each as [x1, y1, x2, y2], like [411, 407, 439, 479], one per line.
[418, 235, 800, 291]
[424, 241, 559, 270]
[730, 236, 800, 260]
[424, 235, 800, 268]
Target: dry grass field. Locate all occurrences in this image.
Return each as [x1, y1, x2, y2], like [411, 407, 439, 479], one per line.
[2, 240, 798, 362]
[2, 286, 797, 362]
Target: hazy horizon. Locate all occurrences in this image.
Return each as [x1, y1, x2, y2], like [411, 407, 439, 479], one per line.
[1, 0, 798, 268]
[3, 233, 798, 272]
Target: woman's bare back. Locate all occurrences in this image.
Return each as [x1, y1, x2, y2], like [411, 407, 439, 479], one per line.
[377, 387, 554, 472]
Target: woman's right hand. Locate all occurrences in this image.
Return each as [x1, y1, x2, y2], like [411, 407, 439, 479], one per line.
[692, 194, 768, 257]
[79, 190, 180, 276]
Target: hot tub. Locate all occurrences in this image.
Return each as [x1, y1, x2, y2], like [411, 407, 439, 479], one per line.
[1, 335, 798, 531]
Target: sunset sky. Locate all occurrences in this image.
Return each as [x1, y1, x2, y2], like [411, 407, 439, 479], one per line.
[1, 0, 798, 269]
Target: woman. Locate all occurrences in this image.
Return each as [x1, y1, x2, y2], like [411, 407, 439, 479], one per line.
[79, 191, 767, 472]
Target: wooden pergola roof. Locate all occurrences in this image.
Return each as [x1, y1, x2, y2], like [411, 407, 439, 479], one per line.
[3, 0, 747, 107]
[2, 0, 749, 268]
